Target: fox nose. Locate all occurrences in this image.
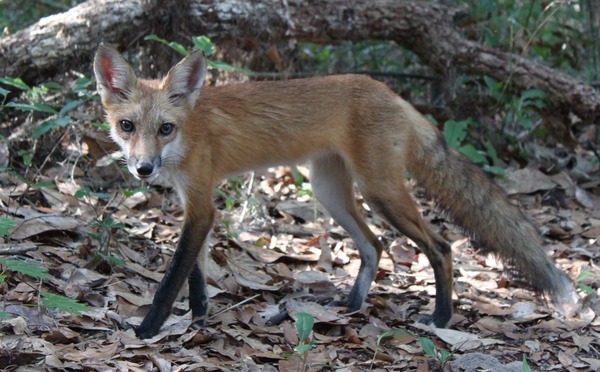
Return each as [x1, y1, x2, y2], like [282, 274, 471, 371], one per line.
[136, 163, 154, 177]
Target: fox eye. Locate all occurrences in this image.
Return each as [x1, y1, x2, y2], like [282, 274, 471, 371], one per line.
[159, 123, 174, 136]
[120, 120, 134, 132]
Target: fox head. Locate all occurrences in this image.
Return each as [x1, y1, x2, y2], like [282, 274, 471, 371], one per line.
[93, 43, 206, 183]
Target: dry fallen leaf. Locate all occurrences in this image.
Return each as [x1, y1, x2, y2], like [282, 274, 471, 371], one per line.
[432, 328, 505, 351]
[10, 215, 82, 240]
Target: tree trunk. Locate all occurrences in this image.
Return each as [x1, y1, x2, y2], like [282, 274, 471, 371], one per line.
[1, 0, 598, 125]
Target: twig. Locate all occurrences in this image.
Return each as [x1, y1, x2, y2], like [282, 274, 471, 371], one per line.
[208, 294, 260, 319]
[238, 171, 255, 223]
[0, 242, 38, 255]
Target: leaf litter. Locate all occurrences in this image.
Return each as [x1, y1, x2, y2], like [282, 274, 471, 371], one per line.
[0, 133, 599, 371]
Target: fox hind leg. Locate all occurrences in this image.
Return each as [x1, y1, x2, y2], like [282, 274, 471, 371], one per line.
[357, 173, 454, 328]
[311, 154, 384, 311]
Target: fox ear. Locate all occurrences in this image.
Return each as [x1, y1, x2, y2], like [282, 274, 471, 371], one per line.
[162, 50, 206, 107]
[93, 43, 137, 106]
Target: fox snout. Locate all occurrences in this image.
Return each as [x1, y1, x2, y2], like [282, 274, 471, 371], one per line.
[136, 162, 156, 177]
[128, 156, 162, 181]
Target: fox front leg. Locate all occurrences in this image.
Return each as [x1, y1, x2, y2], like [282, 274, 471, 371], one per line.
[188, 240, 210, 329]
[135, 209, 214, 339]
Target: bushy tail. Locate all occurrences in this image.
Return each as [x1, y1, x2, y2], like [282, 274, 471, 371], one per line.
[408, 118, 576, 308]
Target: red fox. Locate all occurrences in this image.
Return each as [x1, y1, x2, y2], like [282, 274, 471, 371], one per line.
[93, 43, 576, 339]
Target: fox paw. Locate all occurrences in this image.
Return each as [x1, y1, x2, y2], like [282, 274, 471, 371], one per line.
[190, 316, 206, 330]
[418, 313, 451, 328]
[135, 324, 161, 339]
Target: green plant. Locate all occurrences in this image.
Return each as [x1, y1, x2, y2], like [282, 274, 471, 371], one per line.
[216, 189, 238, 211]
[0, 257, 48, 319]
[0, 74, 97, 200]
[460, 1, 591, 78]
[0, 0, 87, 33]
[371, 328, 414, 369]
[0, 259, 49, 279]
[216, 217, 238, 240]
[5, 169, 56, 190]
[418, 336, 451, 368]
[282, 312, 320, 369]
[144, 34, 253, 74]
[575, 270, 596, 295]
[293, 312, 317, 352]
[0, 218, 15, 237]
[443, 118, 505, 176]
[484, 76, 547, 132]
[523, 353, 531, 372]
[74, 186, 110, 200]
[40, 291, 90, 316]
[89, 215, 126, 267]
[0, 258, 90, 317]
[0, 76, 94, 139]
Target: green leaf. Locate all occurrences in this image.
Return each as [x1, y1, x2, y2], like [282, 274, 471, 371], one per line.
[101, 215, 126, 229]
[0, 311, 12, 319]
[75, 187, 110, 200]
[418, 337, 437, 359]
[294, 312, 315, 341]
[32, 102, 58, 114]
[59, 99, 84, 116]
[97, 251, 125, 267]
[483, 165, 506, 176]
[7, 170, 29, 185]
[5, 101, 57, 114]
[520, 89, 545, 101]
[144, 34, 167, 43]
[520, 89, 546, 111]
[483, 141, 498, 163]
[18, 149, 32, 166]
[522, 354, 531, 372]
[41, 291, 90, 316]
[0, 77, 30, 91]
[0, 87, 9, 98]
[376, 328, 413, 347]
[33, 116, 71, 138]
[575, 271, 595, 282]
[74, 187, 91, 199]
[579, 283, 593, 295]
[297, 189, 313, 197]
[294, 343, 314, 354]
[207, 60, 254, 75]
[215, 189, 236, 210]
[72, 77, 95, 92]
[30, 182, 57, 189]
[425, 113, 439, 126]
[0, 218, 15, 237]
[0, 259, 49, 279]
[92, 192, 111, 199]
[122, 187, 151, 198]
[483, 76, 501, 95]
[458, 144, 487, 164]
[439, 349, 451, 362]
[192, 35, 216, 56]
[91, 122, 110, 131]
[443, 119, 470, 150]
[42, 82, 65, 90]
[144, 35, 188, 56]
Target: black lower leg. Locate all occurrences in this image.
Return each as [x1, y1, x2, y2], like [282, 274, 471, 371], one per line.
[419, 242, 453, 327]
[136, 223, 199, 338]
[188, 262, 208, 329]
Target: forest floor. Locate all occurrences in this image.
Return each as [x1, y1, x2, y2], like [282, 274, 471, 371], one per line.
[1, 122, 600, 371]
